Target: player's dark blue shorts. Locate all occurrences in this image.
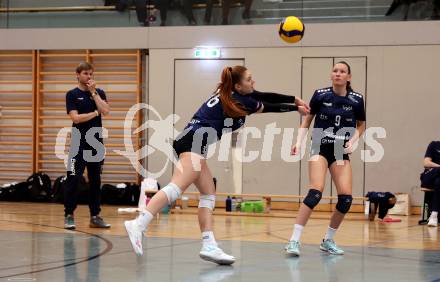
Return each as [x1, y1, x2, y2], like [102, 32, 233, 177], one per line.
[173, 129, 217, 158]
[310, 141, 350, 167]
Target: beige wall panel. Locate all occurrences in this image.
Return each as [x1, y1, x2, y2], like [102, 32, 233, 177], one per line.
[364, 45, 440, 205]
[242, 48, 302, 197]
[147, 49, 175, 186]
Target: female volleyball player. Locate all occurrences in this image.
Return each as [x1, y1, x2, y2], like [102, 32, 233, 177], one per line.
[125, 65, 310, 264]
[287, 61, 366, 256]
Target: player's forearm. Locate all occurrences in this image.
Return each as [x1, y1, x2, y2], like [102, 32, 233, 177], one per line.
[424, 159, 440, 168]
[296, 121, 311, 145]
[295, 115, 313, 145]
[261, 102, 298, 113]
[251, 91, 295, 104]
[93, 95, 110, 115]
[71, 112, 97, 124]
[352, 121, 366, 142]
[295, 127, 309, 146]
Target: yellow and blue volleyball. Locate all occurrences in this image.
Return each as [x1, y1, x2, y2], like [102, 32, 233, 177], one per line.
[278, 16, 305, 44]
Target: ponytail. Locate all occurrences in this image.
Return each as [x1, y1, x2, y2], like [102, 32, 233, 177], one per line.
[346, 81, 353, 92]
[217, 66, 248, 118]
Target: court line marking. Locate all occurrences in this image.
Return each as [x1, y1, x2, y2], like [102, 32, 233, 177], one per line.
[0, 234, 96, 271]
[0, 219, 113, 279]
[1, 216, 437, 274]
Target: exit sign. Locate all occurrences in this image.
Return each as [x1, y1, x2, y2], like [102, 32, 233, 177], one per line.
[194, 48, 221, 59]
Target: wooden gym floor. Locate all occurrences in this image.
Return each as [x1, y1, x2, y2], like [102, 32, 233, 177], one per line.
[0, 202, 439, 281]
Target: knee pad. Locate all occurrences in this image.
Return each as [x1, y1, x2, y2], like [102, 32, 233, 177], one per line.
[198, 194, 216, 210]
[336, 194, 352, 214]
[161, 183, 182, 204]
[303, 189, 322, 210]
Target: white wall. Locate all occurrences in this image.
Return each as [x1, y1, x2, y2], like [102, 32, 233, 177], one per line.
[146, 44, 440, 205]
[1, 21, 439, 205]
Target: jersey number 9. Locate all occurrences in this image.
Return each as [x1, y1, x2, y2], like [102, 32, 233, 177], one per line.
[335, 115, 341, 126]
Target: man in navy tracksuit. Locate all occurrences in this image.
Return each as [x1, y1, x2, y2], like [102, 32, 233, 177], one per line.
[64, 62, 111, 230]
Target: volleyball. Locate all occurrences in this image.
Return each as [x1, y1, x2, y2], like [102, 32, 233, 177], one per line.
[278, 16, 305, 44]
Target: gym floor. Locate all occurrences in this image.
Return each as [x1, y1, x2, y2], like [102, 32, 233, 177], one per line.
[0, 202, 439, 282]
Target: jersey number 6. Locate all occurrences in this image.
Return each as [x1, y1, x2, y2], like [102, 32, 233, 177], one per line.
[207, 94, 220, 108]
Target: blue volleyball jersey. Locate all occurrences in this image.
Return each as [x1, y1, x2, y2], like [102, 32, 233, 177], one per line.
[310, 87, 366, 143]
[184, 91, 262, 139]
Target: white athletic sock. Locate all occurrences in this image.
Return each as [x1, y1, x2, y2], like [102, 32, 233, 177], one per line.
[324, 226, 337, 241]
[202, 231, 218, 247]
[136, 210, 154, 231]
[431, 211, 438, 219]
[290, 224, 304, 242]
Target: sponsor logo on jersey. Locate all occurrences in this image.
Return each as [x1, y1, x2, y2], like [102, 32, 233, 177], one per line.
[190, 119, 201, 124]
[343, 105, 353, 111]
[69, 158, 76, 175]
[320, 114, 328, 120]
[323, 102, 332, 107]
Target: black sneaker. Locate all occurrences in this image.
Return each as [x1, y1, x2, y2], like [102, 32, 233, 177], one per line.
[64, 215, 76, 230]
[90, 216, 111, 228]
